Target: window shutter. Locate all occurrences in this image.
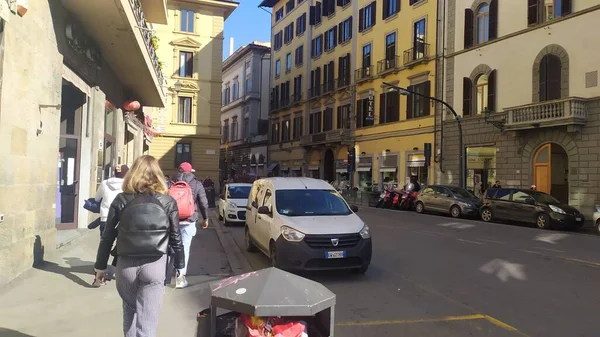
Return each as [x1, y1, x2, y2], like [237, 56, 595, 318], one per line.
[462, 77, 472, 115]
[561, 0, 572, 15]
[338, 22, 343, 43]
[379, 93, 386, 123]
[337, 0, 343, 6]
[423, 81, 431, 116]
[527, 0, 538, 26]
[309, 114, 314, 134]
[391, 90, 400, 122]
[539, 56, 547, 101]
[333, 26, 338, 47]
[489, 0, 498, 40]
[487, 70, 496, 111]
[316, 1, 322, 19]
[349, 16, 353, 38]
[358, 8, 364, 31]
[309, 6, 316, 25]
[337, 106, 342, 129]
[406, 85, 414, 119]
[383, 0, 389, 20]
[464, 8, 474, 49]
[290, 22, 294, 39]
[329, 61, 334, 83]
[371, 1, 377, 26]
[547, 55, 562, 100]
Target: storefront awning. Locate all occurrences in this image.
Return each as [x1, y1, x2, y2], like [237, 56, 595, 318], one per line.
[408, 162, 425, 168]
[291, 167, 301, 171]
[335, 168, 347, 173]
[380, 167, 397, 173]
[266, 163, 279, 172]
[357, 167, 371, 172]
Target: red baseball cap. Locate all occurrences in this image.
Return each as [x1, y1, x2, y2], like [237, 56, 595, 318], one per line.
[179, 162, 194, 173]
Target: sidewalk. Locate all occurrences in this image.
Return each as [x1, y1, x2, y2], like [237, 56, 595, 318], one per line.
[0, 210, 249, 337]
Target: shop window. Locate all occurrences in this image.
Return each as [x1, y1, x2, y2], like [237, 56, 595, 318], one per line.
[357, 156, 373, 190]
[175, 143, 192, 167]
[466, 147, 497, 193]
[406, 153, 427, 186]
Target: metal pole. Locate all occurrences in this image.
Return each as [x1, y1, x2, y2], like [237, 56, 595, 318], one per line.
[350, 83, 356, 189]
[382, 82, 465, 189]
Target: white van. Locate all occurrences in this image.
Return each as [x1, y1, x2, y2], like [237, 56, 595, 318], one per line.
[244, 177, 372, 273]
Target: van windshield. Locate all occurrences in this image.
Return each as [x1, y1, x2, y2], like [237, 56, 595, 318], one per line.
[275, 189, 351, 216]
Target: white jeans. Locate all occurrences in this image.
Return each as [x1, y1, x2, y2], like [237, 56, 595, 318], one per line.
[178, 222, 197, 276]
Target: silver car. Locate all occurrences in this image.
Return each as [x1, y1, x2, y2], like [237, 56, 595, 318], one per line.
[415, 185, 482, 218]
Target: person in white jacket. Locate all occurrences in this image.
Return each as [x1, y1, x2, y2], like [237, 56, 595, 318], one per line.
[95, 164, 129, 235]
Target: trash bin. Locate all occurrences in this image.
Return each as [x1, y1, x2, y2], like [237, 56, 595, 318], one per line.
[197, 267, 336, 337]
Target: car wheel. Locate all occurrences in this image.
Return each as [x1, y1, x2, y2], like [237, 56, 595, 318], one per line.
[352, 264, 369, 274]
[245, 226, 257, 252]
[481, 207, 493, 222]
[450, 205, 462, 218]
[536, 213, 551, 229]
[269, 242, 279, 268]
[218, 209, 223, 221]
[415, 201, 425, 214]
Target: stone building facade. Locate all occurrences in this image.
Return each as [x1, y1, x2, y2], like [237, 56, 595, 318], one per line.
[0, 0, 167, 286]
[437, 0, 600, 218]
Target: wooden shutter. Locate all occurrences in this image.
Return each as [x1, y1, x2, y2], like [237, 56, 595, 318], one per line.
[290, 22, 294, 40]
[464, 8, 474, 48]
[328, 61, 334, 84]
[406, 85, 414, 119]
[539, 55, 547, 101]
[333, 26, 338, 47]
[336, 106, 342, 129]
[337, 0, 344, 6]
[487, 70, 496, 111]
[390, 91, 400, 122]
[489, 0, 498, 40]
[309, 6, 316, 25]
[316, 1, 322, 21]
[371, 1, 377, 26]
[379, 93, 386, 123]
[382, 0, 389, 20]
[547, 55, 562, 100]
[345, 53, 351, 80]
[527, 0, 538, 26]
[349, 16, 353, 38]
[423, 81, 431, 116]
[561, 0, 572, 15]
[462, 77, 472, 115]
[309, 113, 314, 134]
[358, 8, 364, 31]
[338, 22, 343, 43]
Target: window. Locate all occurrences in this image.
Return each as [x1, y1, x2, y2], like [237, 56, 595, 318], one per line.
[312, 34, 323, 58]
[337, 104, 350, 129]
[295, 45, 304, 66]
[232, 79, 239, 101]
[222, 122, 229, 143]
[476, 74, 488, 114]
[178, 97, 192, 123]
[296, 14, 307, 36]
[362, 44, 371, 67]
[309, 111, 322, 134]
[462, 70, 496, 116]
[383, 0, 400, 19]
[339, 0, 350, 6]
[286, 53, 292, 73]
[476, 4, 490, 44]
[337, 53, 351, 87]
[512, 191, 533, 203]
[175, 143, 192, 167]
[245, 74, 252, 94]
[271, 122, 280, 143]
[323, 107, 333, 131]
[406, 81, 431, 119]
[409, 0, 424, 4]
[293, 115, 303, 139]
[324, 27, 337, 52]
[323, 61, 335, 92]
[356, 97, 374, 128]
[231, 117, 238, 141]
[275, 59, 281, 78]
[280, 81, 291, 106]
[311, 1, 323, 25]
[379, 91, 400, 124]
[293, 75, 303, 101]
[262, 189, 273, 210]
[413, 19, 426, 60]
[385, 32, 396, 69]
[243, 117, 250, 139]
[338, 17, 352, 43]
[322, 0, 336, 16]
[539, 54, 562, 101]
[223, 85, 231, 105]
[358, 2, 376, 32]
[281, 119, 291, 141]
[180, 9, 194, 32]
[274, 31, 283, 50]
[284, 23, 294, 44]
[286, 0, 295, 13]
[492, 188, 511, 200]
[275, 8, 284, 21]
[528, 0, 572, 25]
[179, 51, 193, 78]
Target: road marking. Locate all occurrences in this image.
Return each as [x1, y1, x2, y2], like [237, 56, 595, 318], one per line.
[534, 232, 570, 244]
[520, 249, 543, 255]
[557, 257, 600, 269]
[457, 238, 484, 245]
[482, 315, 521, 332]
[480, 259, 527, 282]
[438, 222, 476, 229]
[336, 314, 485, 327]
[479, 239, 505, 244]
[533, 246, 565, 253]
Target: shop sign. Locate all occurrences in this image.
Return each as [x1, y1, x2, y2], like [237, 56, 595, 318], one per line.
[366, 89, 374, 120]
[335, 159, 347, 170]
[380, 154, 398, 168]
[357, 156, 372, 168]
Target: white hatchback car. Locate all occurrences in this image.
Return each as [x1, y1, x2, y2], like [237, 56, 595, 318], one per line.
[244, 177, 372, 273]
[217, 183, 252, 226]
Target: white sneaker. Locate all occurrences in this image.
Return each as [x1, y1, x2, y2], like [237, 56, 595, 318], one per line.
[175, 275, 188, 289]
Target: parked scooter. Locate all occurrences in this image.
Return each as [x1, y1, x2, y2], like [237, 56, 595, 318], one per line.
[396, 190, 419, 210]
[376, 188, 394, 208]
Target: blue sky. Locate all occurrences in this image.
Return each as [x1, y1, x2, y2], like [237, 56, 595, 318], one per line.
[222, 0, 271, 60]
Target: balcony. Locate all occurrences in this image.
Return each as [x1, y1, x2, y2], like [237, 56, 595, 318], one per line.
[403, 43, 430, 66]
[355, 66, 373, 83]
[308, 87, 321, 99]
[337, 75, 351, 88]
[322, 80, 336, 94]
[60, 0, 169, 106]
[300, 130, 346, 146]
[292, 93, 303, 104]
[504, 97, 588, 131]
[139, 0, 167, 24]
[270, 100, 280, 111]
[280, 96, 290, 108]
[377, 56, 400, 75]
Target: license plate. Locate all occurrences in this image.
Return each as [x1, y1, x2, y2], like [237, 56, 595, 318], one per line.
[576, 217, 582, 221]
[325, 251, 346, 259]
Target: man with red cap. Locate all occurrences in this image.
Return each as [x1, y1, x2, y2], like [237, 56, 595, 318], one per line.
[172, 162, 209, 288]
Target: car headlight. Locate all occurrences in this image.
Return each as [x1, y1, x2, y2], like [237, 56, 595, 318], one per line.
[596, 205, 600, 213]
[281, 226, 305, 242]
[549, 205, 566, 214]
[359, 225, 371, 239]
[227, 201, 237, 208]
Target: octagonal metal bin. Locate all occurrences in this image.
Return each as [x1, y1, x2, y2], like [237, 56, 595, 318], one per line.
[197, 267, 336, 337]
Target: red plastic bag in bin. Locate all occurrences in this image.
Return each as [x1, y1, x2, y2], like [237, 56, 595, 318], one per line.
[272, 321, 307, 337]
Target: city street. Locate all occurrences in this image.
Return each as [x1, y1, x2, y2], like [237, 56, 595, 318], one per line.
[227, 207, 600, 337]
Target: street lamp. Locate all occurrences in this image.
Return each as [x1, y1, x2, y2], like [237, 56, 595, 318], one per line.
[173, 80, 182, 92]
[382, 82, 466, 189]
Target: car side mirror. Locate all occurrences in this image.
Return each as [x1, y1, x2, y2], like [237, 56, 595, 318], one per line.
[251, 201, 258, 208]
[350, 205, 359, 213]
[257, 206, 271, 215]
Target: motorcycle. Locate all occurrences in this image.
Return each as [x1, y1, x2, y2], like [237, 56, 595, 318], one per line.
[396, 190, 419, 210]
[376, 188, 394, 208]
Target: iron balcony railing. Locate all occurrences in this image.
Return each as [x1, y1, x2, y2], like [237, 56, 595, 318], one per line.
[322, 80, 335, 94]
[129, 0, 165, 86]
[337, 75, 351, 88]
[308, 87, 321, 99]
[355, 66, 373, 82]
[280, 96, 290, 108]
[377, 56, 400, 74]
[292, 93, 302, 104]
[403, 43, 430, 65]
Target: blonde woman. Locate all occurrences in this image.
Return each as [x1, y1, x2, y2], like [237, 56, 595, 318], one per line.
[94, 155, 185, 337]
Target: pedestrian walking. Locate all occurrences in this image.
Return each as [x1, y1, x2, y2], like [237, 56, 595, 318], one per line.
[492, 181, 502, 188]
[171, 162, 210, 288]
[94, 164, 128, 235]
[530, 184, 537, 191]
[94, 155, 185, 337]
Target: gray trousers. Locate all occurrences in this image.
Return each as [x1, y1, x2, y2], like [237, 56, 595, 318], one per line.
[116, 255, 167, 337]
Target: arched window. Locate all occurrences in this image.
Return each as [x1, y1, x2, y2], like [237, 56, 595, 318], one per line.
[476, 3, 490, 44]
[539, 54, 562, 101]
[476, 74, 489, 114]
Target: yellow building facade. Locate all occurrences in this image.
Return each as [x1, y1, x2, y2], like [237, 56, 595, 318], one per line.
[262, 0, 437, 189]
[148, 0, 237, 179]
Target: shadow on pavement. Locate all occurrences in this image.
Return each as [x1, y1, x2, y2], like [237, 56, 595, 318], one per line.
[0, 328, 36, 336]
[33, 257, 95, 288]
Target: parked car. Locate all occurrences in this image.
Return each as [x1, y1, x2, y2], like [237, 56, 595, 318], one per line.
[592, 205, 600, 235]
[415, 185, 481, 218]
[244, 177, 372, 274]
[217, 183, 252, 226]
[480, 188, 584, 230]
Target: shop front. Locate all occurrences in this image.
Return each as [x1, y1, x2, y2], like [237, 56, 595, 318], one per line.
[290, 160, 303, 177]
[356, 155, 373, 190]
[406, 152, 428, 186]
[308, 160, 320, 179]
[280, 161, 290, 177]
[335, 159, 349, 182]
[466, 147, 497, 193]
[379, 152, 399, 190]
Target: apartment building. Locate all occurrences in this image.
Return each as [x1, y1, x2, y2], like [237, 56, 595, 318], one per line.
[220, 42, 271, 182]
[438, 0, 600, 217]
[261, 0, 437, 189]
[148, 0, 238, 180]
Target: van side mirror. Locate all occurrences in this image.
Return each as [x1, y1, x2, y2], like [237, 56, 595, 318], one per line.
[251, 201, 258, 208]
[350, 205, 359, 213]
[257, 206, 271, 215]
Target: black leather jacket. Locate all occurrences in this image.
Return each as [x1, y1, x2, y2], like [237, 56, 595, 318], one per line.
[94, 192, 185, 271]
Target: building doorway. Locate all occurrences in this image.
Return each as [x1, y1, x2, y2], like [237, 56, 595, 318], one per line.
[324, 148, 335, 182]
[56, 81, 86, 230]
[533, 142, 569, 203]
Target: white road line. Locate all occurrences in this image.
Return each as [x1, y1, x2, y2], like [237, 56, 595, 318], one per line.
[420, 230, 446, 236]
[437, 222, 463, 227]
[533, 246, 566, 253]
[479, 239, 505, 244]
[415, 231, 441, 237]
[457, 238, 485, 245]
[520, 249, 543, 255]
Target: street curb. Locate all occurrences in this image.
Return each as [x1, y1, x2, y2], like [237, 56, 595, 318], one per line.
[210, 209, 254, 275]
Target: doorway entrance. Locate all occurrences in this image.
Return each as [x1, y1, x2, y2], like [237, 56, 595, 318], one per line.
[56, 81, 86, 230]
[324, 149, 335, 182]
[533, 142, 569, 203]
